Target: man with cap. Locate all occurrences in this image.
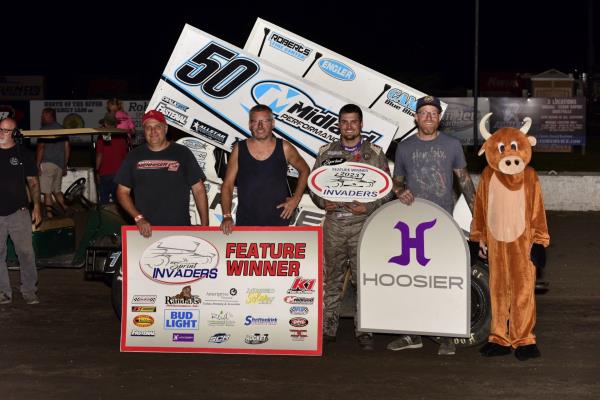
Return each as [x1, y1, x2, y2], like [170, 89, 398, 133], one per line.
[96, 112, 128, 204]
[388, 95, 476, 355]
[115, 110, 209, 237]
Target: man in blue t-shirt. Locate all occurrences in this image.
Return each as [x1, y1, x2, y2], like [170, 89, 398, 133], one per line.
[389, 95, 476, 356]
[115, 110, 209, 237]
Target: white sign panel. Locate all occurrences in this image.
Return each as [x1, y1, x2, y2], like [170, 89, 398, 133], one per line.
[121, 226, 322, 355]
[147, 24, 398, 167]
[244, 18, 445, 141]
[308, 162, 392, 202]
[358, 199, 470, 337]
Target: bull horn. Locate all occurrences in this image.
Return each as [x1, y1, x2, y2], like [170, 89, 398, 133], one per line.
[479, 112, 492, 140]
[521, 117, 532, 134]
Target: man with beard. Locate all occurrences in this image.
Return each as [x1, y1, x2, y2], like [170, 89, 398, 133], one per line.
[310, 104, 391, 351]
[388, 95, 476, 355]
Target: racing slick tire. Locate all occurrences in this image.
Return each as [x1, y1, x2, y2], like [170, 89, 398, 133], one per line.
[433, 260, 491, 348]
[111, 262, 122, 320]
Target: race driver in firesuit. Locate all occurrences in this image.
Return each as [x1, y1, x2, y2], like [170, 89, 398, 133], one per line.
[309, 104, 392, 351]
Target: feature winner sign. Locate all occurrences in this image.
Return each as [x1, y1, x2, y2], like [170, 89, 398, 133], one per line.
[357, 199, 470, 337]
[308, 162, 392, 202]
[121, 226, 322, 355]
[147, 24, 398, 167]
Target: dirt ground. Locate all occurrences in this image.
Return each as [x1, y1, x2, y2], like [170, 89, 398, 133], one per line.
[1, 211, 599, 400]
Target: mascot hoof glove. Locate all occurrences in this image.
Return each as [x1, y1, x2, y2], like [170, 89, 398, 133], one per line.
[515, 344, 541, 361]
[480, 342, 511, 357]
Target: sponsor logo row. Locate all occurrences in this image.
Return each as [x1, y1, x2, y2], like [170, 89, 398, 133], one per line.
[130, 330, 308, 344]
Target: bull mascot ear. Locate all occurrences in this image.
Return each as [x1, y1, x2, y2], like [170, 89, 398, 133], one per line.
[477, 113, 536, 156]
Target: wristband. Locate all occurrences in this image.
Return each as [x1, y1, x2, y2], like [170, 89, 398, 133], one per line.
[134, 214, 144, 223]
[223, 213, 232, 219]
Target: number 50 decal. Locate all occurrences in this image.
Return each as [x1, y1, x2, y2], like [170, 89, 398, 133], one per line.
[175, 42, 260, 99]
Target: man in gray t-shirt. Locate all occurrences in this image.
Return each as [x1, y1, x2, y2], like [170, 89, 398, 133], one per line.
[389, 95, 476, 356]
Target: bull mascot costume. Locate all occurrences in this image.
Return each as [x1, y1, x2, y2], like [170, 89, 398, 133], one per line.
[470, 113, 550, 361]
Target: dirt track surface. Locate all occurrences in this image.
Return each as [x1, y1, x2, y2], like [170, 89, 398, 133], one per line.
[1, 211, 599, 400]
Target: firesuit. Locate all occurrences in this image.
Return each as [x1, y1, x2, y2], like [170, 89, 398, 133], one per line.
[310, 140, 391, 337]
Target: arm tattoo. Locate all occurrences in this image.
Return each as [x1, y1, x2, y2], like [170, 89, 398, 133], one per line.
[454, 168, 475, 212]
[26, 176, 42, 207]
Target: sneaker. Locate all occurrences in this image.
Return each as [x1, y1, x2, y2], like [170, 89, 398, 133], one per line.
[23, 293, 40, 305]
[387, 335, 423, 351]
[0, 292, 11, 304]
[437, 339, 456, 356]
[481, 343, 512, 357]
[357, 334, 374, 351]
[514, 344, 541, 361]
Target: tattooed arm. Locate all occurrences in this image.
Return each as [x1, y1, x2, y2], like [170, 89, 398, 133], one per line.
[454, 167, 475, 213]
[26, 176, 42, 226]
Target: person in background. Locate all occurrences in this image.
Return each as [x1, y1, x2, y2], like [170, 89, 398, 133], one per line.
[96, 113, 128, 204]
[35, 107, 70, 218]
[0, 117, 42, 305]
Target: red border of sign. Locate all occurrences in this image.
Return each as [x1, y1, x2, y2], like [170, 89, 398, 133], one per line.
[120, 226, 323, 356]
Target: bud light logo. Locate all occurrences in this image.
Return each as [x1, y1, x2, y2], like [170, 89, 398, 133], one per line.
[318, 59, 356, 81]
[388, 219, 437, 266]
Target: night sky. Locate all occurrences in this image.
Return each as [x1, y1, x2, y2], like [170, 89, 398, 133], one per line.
[4, 0, 598, 99]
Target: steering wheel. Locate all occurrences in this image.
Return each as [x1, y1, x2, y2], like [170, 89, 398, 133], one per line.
[64, 177, 86, 203]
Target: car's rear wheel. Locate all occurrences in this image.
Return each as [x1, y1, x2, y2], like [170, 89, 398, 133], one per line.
[111, 262, 122, 320]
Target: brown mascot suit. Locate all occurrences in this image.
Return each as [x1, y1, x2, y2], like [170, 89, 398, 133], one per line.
[470, 113, 550, 361]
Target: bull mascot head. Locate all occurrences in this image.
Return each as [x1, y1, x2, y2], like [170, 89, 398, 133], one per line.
[478, 113, 536, 175]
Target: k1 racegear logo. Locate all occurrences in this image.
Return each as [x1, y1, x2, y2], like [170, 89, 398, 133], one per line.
[156, 102, 188, 126]
[268, 32, 312, 60]
[287, 277, 315, 294]
[139, 236, 219, 284]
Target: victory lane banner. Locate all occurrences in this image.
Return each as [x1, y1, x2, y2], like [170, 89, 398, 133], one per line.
[147, 24, 398, 169]
[121, 226, 323, 355]
[308, 162, 392, 203]
[358, 199, 470, 337]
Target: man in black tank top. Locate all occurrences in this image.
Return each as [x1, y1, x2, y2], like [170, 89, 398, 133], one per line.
[220, 105, 309, 234]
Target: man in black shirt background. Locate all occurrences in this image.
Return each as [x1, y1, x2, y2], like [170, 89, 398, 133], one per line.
[0, 117, 42, 304]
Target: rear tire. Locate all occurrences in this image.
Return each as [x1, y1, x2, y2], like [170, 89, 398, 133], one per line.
[111, 262, 122, 320]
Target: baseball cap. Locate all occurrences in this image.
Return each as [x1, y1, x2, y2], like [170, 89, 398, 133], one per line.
[99, 112, 118, 126]
[142, 109, 166, 125]
[416, 96, 442, 113]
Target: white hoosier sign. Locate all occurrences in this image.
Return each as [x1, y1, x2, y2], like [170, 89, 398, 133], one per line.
[358, 199, 470, 337]
[148, 24, 398, 168]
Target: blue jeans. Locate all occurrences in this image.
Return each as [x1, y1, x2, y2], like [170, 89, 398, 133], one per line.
[0, 208, 38, 297]
[99, 175, 117, 204]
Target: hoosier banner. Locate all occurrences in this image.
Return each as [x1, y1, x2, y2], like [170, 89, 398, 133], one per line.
[147, 24, 398, 168]
[121, 226, 322, 355]
[244, 18, 445, 141]
[358, 199, 470, 337]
